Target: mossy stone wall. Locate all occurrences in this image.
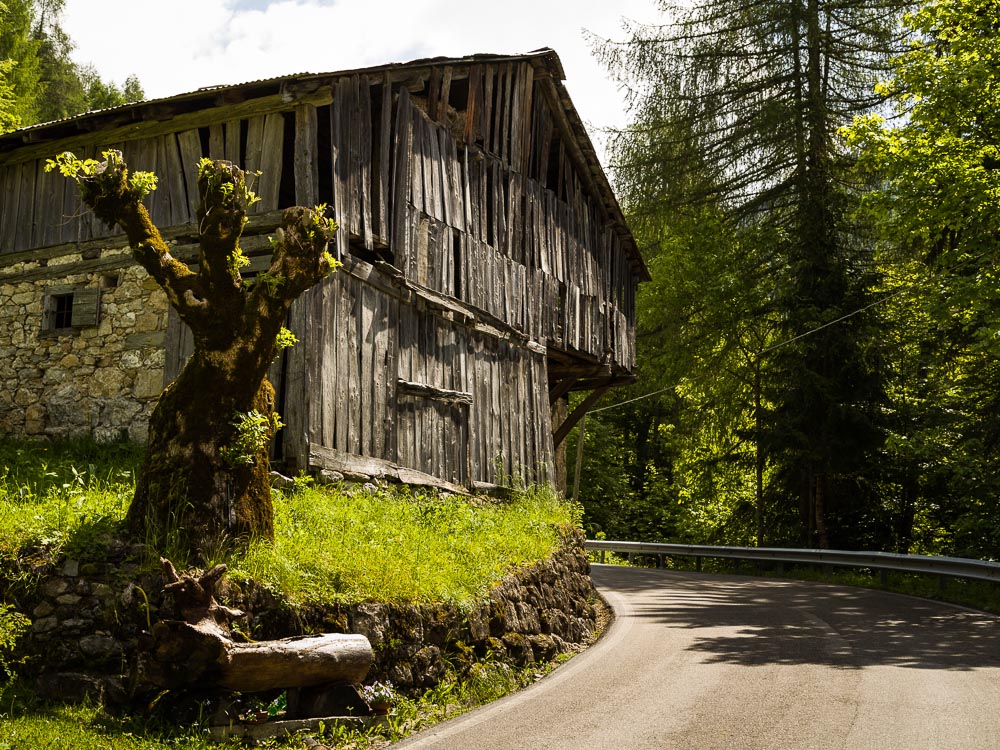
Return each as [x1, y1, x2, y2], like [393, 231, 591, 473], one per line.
[9, 532, 600, 699]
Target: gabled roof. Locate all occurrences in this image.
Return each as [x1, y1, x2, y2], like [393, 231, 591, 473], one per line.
[0, 49, 648, 280]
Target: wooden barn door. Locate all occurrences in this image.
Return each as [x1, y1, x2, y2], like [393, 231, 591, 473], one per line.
[393, 307, 472, 486]
[282, 270, 398, 472]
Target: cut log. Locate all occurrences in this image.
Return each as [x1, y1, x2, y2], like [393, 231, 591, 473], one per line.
[139, 559, 373, 694]
[218, 634, 372, 693]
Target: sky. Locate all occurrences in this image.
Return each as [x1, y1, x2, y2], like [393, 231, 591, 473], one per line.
[61, 0, 662, 167]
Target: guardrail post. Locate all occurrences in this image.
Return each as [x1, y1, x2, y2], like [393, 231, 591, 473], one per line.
[938, 574, 947, 593]
[696, 556, 702, 572]
[600, 550, 606, 564]
[879, 569, 888, 586]
[656, 554, 664, 569]
[734, 558, 741, 575]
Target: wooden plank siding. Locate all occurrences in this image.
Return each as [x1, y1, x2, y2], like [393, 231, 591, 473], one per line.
[3, 54, 641, 488]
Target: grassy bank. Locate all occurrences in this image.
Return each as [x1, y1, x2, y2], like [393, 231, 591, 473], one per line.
[0, 439, 578, 605]
[0, 439, 584, 749]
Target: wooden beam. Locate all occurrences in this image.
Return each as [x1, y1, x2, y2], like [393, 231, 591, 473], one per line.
[552, 385, 611, 448]
[309, 444, 469, 494]
[397, 379, 473, 405]
[548, 377, 577, 403]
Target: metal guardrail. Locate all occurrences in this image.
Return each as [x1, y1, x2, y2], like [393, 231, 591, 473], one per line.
[585, 539, 1000, 584]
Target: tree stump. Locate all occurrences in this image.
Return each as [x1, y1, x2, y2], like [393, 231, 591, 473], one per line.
[139, 559, 372, 694]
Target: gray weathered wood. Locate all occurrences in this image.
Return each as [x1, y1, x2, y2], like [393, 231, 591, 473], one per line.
[309, 444, 468, 495]
[2, 55, 643, 491]
[294, 104, 319, 208]
[257, 113, 284, 212]
[219, 634, 372, 693]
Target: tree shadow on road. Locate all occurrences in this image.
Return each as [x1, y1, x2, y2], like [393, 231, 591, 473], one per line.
[591, 565, 1000, 671]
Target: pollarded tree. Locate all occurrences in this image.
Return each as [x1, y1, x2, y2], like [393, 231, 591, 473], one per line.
[48, 150, 338, 556]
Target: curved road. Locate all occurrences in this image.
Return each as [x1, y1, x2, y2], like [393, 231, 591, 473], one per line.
[393, 564, 1000, 750]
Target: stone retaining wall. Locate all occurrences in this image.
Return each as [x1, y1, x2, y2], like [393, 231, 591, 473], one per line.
[11, 530, 600, 699]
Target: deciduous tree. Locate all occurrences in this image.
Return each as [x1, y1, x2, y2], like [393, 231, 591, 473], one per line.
[844, 0, 1000, 557]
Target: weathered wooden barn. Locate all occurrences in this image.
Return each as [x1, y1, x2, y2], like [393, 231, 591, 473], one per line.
[0, 49, 647, 490]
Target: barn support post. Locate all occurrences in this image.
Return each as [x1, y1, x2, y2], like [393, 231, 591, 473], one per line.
[553, 385, 611, 448]
[571, 413, 586, 503]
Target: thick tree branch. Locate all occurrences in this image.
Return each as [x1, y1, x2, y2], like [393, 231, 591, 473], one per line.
[195, 160, 251, 305]
[56, 150, 210, 326]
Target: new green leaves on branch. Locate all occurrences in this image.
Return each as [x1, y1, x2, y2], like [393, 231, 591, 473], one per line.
[46, 149, 157, 200]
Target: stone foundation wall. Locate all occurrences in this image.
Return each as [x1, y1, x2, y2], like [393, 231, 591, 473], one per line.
[0, 247, 167, 443]
[11, 531, 600, 698]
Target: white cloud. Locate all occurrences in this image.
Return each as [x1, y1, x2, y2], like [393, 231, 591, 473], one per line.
[61, 0, 660, 163]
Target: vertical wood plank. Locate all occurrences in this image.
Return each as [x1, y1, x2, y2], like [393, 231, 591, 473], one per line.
[225, 119, 242, 165]
[294, 104, 319, 207]
[509, 65, 522, 174]
[259, 112, 285, 212]
[519, 64, 534, 176]
[59, 166, 81, 246]
[36, 160, 59, 247]
[435, 127, 450, 227]
[283, 292, 310, 471]
[347, 275, 361, 455]
[359, 282, 376, 456]
[243, 115, 266, 214]
[163, 134, 189, 226]
[438, 66, 453, 123]
[500, 63, 513, 163]
[15, 160, 37, 252]
[0, 165, 20, 253]
[176, 129, 204, 219]
[208, 124, 225, 160]
[422, 118, 438, 221]
[377, 73, 392, 245]
[427, 66, 441, 124]
[465, 65, 480, 145]
[391, 88, 413, 272]
[320, 272, 338, 448]
[359, 75, 373, 251]
[334, 274, 350, 452]
[331, 83, 348, 258]
[343, 77, 360, 238]
[371, 287, 388, 459]
[306, 273, 326, 449]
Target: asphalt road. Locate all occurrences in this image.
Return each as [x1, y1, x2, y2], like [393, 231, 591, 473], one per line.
[392, 564, 1000, 750]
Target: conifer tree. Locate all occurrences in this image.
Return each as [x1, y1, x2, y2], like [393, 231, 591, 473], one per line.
[597, 0, 913, 547]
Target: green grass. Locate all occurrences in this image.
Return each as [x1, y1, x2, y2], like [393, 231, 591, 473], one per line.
[0, 439, 139, 558]
[235, 482, 575, 606]
[0, 438, 578, 606]
[0, 439, 584, 749]
[0, 651, 574, 750]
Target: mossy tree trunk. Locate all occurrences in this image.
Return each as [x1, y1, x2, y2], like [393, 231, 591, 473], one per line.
[56, 150, 337, 556]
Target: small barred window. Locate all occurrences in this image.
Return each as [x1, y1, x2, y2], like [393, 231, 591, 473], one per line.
[42, 287, 101, 333]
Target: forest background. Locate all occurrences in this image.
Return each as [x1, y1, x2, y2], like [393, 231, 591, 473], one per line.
[579, 0, 1000, 561]
[0, 0, 141, 132]
[2, 0, 998, 560]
